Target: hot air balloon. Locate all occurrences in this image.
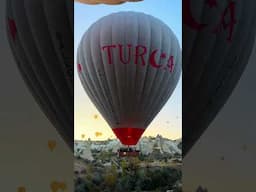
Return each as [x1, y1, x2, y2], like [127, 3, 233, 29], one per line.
[6, 0, 74, 150]
[75, 0, 143, 5]
[48, 140, 57, 151]
[77, 12, 181, 151]
[183, 0, 256, 156]
[17, 187, 26, 192]
[95, 132, 103, 137]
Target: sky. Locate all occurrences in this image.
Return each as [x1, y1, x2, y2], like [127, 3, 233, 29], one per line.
[74, 0, 182, 141]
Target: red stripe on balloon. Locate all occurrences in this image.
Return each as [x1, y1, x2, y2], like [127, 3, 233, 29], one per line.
[112, 127, 145, 145]
[8, 18, 17, 41]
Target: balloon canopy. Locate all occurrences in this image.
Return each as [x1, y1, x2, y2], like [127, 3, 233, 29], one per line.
[6, 0, 74, 150]
[183, 0, 256, 156]
[77, 12, 181, 145]
[75, 0, 143, 5]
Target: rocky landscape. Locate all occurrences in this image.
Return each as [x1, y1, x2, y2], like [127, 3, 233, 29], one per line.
[74, 135, 182, 192]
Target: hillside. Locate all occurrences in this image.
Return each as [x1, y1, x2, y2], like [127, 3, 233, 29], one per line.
[74, 135, 182, 192]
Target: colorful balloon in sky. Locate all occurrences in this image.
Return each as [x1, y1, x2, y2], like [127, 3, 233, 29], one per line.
[48, 140, 57, 151]
[77, 12, 181, 146]
[50, 181, 67, 192]
[17, 187, 26, 192]
[75, 0, 143, 5]
[6, 0, 74, 151]
[95, 132, 103, 137]
[183, 0, 256, 156]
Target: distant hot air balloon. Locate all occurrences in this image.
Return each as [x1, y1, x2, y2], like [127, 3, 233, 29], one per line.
[50, 181, 67, 192]
[6, 0, 74, 151]
[48, 140, 57, 151]
[75, 0, 143, 5]
[17, 187, 26, 192]
[95, 132, 103, 137]
[183, 0, 256, 156]
[77, 12, 181, 146]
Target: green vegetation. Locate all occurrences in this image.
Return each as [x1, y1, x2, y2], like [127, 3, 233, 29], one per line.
[75, 157, 181, 192]
[75, 137, 182, 192]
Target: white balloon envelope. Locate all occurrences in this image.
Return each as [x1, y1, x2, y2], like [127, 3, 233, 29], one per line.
[77, 12, 181, 145]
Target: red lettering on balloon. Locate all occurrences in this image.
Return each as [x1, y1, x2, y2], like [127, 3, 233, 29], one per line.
[77, 63, 82, 72]
[160, 53, 166, 59]
[184, 0, 237, 42]
[206, 0, 218, 8]
[118, 44, 132, 64]
[167, 56, 175, 72]
[183, 0, 207, 31]
[101, 44, 176, 74]
[8, 18, 17, 41]
[149, 50, 162, 68]
[213, 1, 236, 42]
[102, 45, 116, 64]
[135, 45, 147, 66]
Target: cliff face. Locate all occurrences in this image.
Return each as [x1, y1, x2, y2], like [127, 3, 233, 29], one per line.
[74, 136, 182, 161]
